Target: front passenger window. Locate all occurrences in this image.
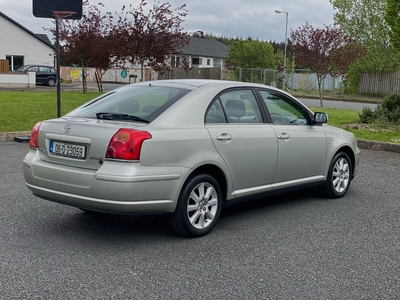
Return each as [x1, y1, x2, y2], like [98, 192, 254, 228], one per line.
[259, 90, 310, 125]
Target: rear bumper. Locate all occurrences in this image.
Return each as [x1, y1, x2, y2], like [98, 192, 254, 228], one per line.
[27, 184, 177, 214]
[23, 150, 188, 214]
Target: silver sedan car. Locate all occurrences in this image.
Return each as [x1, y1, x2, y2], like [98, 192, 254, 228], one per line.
[23, 79, 360, 237]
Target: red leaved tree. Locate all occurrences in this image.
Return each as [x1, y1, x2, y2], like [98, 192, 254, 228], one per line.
[52, 2, 115, 93]
[180, 56, 193, 78]
[112, 0, 189, 81]
[290, 22, 366, 106]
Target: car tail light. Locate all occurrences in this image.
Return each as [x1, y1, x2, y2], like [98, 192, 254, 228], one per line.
[106, 129, 152, 160]
[29, 121, 43, 148]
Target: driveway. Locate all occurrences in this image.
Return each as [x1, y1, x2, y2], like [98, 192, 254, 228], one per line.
[1, 141, 400, 299]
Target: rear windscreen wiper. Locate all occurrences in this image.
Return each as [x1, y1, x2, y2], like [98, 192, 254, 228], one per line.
[96, 112, 149, 123]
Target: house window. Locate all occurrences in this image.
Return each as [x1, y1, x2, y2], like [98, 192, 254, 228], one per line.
[6, 55, 24, 71]
[192, 58, 202, 65]
[171, 56, 181, 67]
[207, 59, 211, 66]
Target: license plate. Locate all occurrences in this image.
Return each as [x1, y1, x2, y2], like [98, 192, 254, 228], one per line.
[49, 141, 86, 159]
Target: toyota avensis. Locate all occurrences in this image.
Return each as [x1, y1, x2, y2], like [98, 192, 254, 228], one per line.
[23, 79, 360, 237]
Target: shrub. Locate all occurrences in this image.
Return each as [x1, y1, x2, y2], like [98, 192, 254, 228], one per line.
[359, 93, 400, 125]
[359, 106, 375, 123]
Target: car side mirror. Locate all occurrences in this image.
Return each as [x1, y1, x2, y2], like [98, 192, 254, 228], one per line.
[314, 112, 328, 124]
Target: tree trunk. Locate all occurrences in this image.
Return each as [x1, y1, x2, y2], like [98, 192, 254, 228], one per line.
[317, 75, 324, 108]
[95, 70, 103, 92]
[81, 65, 87, 94]
[140, 61, 144, 82]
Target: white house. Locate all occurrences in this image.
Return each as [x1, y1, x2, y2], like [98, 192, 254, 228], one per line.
[0, 11, 55, 71]
[171, 37, 229, 70]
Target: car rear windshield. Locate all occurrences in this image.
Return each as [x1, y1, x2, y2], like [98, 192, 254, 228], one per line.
[65, 84, 191, 122]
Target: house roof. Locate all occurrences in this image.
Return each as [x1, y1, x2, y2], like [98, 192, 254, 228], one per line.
[175, 37, 229, 58]
[0, 11, 55, 49]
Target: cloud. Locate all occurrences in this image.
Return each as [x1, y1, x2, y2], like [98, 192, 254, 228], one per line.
[0, 0, 334, 42]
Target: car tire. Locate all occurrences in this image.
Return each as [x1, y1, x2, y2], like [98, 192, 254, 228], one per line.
[47, 78, 56, 87]
[323, 152, 352, 199]
[169, 174, 222, 237]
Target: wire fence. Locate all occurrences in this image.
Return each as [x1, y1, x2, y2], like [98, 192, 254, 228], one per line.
[156, 66, 343, 92]
[228, 68, 343, 92]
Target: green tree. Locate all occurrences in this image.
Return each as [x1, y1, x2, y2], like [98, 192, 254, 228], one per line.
[330, 0, 400, 92]
[385, 0, 400, 50]
[227, 40, 274, 69]
[330, 0, 389, 48]
[226, 40, 275, 83]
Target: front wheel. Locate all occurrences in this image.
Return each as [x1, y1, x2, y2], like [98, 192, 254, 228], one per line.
[323, 152, 352, 198]
[47, 78, 56, 87]
[169, 174, 222, 237]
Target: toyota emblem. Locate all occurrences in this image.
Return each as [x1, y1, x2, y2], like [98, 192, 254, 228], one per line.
[63, 124, 72, 134]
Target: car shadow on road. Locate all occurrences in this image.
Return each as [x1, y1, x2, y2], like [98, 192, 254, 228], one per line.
[221, 187, 323, 217]
[32, 187, 326, 241]
[36, 208, 177, 243]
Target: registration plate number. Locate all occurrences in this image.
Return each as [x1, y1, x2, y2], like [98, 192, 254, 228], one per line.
[49, 141, 86, 159]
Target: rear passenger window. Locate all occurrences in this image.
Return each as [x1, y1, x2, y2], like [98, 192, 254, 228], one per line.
[205, 100, 225, 123]
[205, 89, 263, 124]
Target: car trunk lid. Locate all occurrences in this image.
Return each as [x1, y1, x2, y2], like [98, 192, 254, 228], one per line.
[37, 117, 146, 170]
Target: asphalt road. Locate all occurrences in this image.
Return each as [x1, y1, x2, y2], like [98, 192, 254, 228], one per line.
[1, 141, 399, 299]
[298, 98, 378, 111]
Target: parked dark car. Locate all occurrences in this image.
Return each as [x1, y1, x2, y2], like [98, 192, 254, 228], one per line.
[12, 65, 57, 87]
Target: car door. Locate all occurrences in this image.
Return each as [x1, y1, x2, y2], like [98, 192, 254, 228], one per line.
[258, 89, 327, 185]
[36, 66, 49, 84]
[205, 88, 279, 198]
[27, 66, 39, 83]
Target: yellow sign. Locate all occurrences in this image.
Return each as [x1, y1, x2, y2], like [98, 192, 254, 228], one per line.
[70, 69, 81, 80]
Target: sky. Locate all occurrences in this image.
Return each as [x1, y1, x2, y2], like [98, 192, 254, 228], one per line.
[0, 0, 335, 42]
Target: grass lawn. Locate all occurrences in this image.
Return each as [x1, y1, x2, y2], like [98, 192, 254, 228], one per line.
[0, 91, 103, 132]
[1, 90, 399, 144]
[309, 107, 400, 144]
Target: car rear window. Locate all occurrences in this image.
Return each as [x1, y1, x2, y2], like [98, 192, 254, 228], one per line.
[66, 84, 191, 122]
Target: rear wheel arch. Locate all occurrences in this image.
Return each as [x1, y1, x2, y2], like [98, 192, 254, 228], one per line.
[169, 168, 226, 237]
[185, 164, 228, 203]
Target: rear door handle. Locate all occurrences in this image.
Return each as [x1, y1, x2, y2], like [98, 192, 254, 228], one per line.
[217, 133, 232, 141]
[278, 132, 290, 140]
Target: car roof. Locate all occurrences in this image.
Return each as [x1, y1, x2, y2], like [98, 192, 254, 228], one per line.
[26, 65, 54, 67]
[132, 79, 288, 94]
[133, 79, 290, 95]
